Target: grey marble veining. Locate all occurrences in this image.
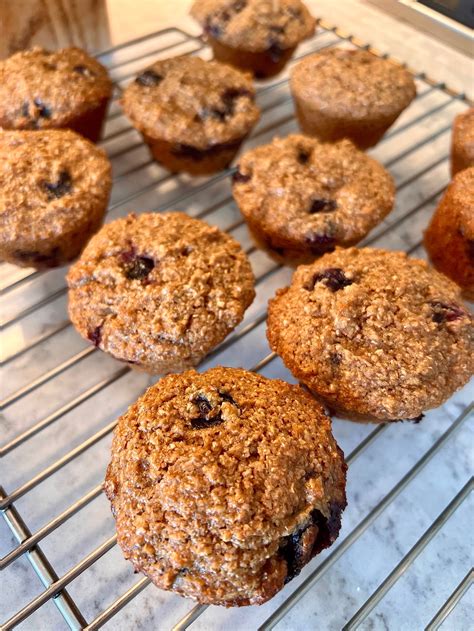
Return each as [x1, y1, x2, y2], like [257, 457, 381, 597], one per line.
[1, 22, 473, 631]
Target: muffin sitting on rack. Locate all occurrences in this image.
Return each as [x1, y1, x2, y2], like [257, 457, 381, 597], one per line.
[0, 46, 112, 142]
[121, 56, 260, 175]
[67, 212, 255, 373]
[105, 367, 347, 606]
[290, 48, 416, 149]
[191, 0, 316, 78]
[424, 167, 474, 300]
[267, 247, 473, 423]
[232, 134, 395, 263]
[0, 129, 112, 268]
[451, 108, 474, 176]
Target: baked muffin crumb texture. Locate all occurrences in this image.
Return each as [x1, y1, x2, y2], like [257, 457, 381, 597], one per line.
[105, 366, 347, 606]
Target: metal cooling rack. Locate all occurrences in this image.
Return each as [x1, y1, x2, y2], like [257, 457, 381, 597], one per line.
[1, 19, 473, 631]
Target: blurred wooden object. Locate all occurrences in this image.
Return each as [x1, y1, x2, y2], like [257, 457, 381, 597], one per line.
[0, 0, 111, 59]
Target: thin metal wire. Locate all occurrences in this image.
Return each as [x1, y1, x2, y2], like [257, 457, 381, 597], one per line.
[84, 577, 152, 631]
[258, 404, 473, 630]
[0, 367, 129, 457]
[1, 98, 452, 362]
[0, 31, 440, 299]
[343, 479, 473, 630]
[425, 568, 474, 631]
[0, 352, 277, 629]
[0, 486, 87, 630]
[0, 172, 437, 453]
[0, 76, 437, 300]
[0, 484, 103, 570]
[0, 243, 271, 454]
[171, 423, 388, 631]
[2, 20, 471, 631]
[2, 535, 118, 630]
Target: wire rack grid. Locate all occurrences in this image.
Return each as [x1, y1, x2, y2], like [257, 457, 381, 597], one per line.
[0, 19, 473, 631]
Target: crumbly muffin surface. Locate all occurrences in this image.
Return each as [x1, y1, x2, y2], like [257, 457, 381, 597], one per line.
[290, 49, 416, 119]
[0, 47, 112, 129]
[424, 167, 474, 299]
[104, 367, 346, 605]
[121, 56, 260, 148]
[191, 0, 315, 51]
[267, 247, 473, 422]
[67, 213, 255, 373]
[233, 135, 395, 254]
[0, 129, 111, 248]
[451, 108, 474, 175]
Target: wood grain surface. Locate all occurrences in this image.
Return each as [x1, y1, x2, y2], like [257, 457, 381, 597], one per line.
[0, 0, 110, 58]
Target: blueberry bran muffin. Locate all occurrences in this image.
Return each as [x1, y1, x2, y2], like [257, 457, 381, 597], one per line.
[0, 129, 111, 268]
[232, 135, 395, 263]
[451, 108, 474, 176]
[0, 47, 112, 143]
[424, 167, 474, 300]
[104, 366, 347, 606]
[191, 0, 316, 78]
[67, 213, 255, 373]
[290, 49, 417, 149]
[121, 56, 260, 175]
[267, 247, 473, 423]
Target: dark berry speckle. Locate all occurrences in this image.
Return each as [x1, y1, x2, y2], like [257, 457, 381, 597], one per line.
[219, 391, 238, 407]
[122, 254, 155, 280]
[297, 149, 311, 164]
[135, 70, 163, 87]
[190, 391, 238, 429]
[193, 394, 213, 417]
[88, 325, 102, 347]
[305, 233, 336, 255]
[73, 64, 96, 77]
[304, 268, 353, 292]
[33, 98, 52, 119]
[232, 168, 251, 184]
[279, 502, 344, 583]
[309, 198, 337, 214]
[204, 18, 222, 38]
[267, 41, 284, 63]
[430, 301, 466, 324]
[198, 87, 253, 122]
[41, 170, 72, 200]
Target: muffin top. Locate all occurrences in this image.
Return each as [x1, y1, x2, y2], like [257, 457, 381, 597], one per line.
[121, 56, 260, 149]
[452, 108, 474, 161]
[0, 47, 113, 130]
[191, 0, 315, 52]
[233, 135, 395, 252]
[104, 366, 346, 605]
[446, 166, 474, 232]
[267, 247, 473, 421]
[67, 212, 255, 372]
[290, 48, 416, 119]
[0, 129, 111, 245]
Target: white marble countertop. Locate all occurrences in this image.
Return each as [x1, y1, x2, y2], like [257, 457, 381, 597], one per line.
[1, 3, 473, 630]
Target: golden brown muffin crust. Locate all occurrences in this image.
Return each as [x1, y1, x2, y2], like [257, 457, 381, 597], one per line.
[67, 212, 255, 373]
[267, 247, 473, 422]
[0, 46, 112, 130]
[191, 0, 315, 52]
[121, 56, 260, 149]
[105, 367, 347, 606]
[0, 129, 111, 267]
[424, 167, 474, 300]
[232, 135, 395, 255]
[290, 48, 416, 119]
[451, 108, 474, 176]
